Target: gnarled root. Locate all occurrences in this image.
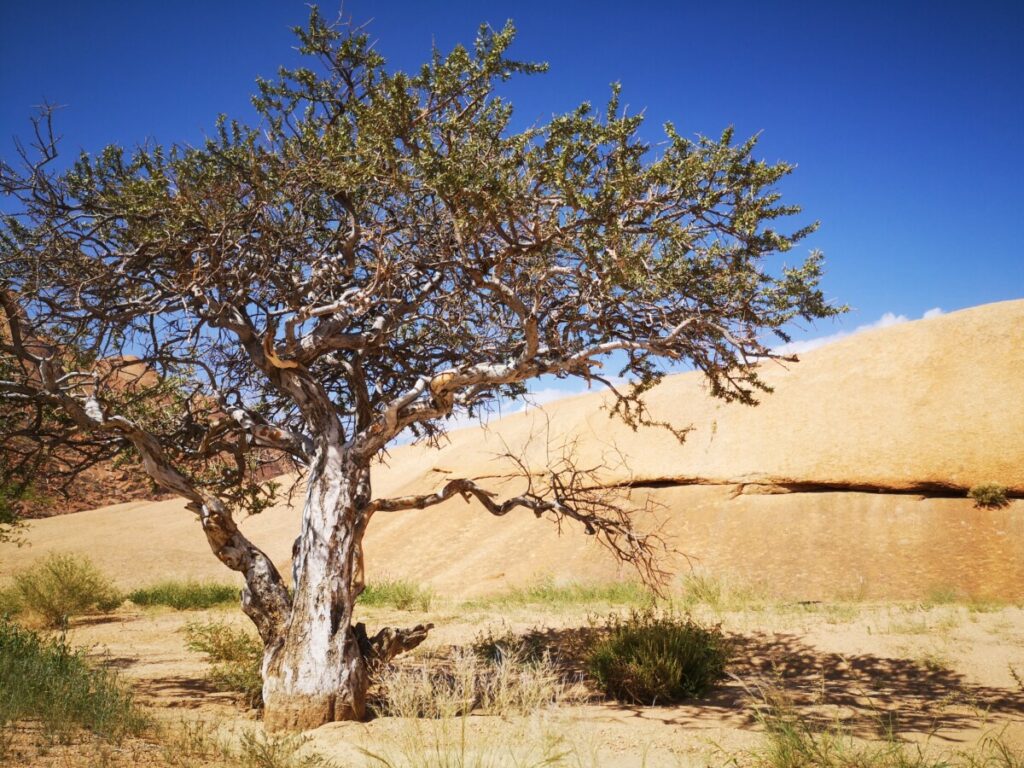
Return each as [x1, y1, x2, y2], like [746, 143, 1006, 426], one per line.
[355, 622, 434, 667]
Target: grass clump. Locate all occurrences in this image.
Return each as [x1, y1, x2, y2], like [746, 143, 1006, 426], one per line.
[11, 552, 123, 627]
[969, 484, 1010, 509]
[235, 729, 337, 768]
[184, 620, 263, 708]
[0, 617, 147, 749]
[749, 703, 1024, 767]
[359, 579, 434, 611]
[587, 609, 730, 705]
[0, 586, 20, 618]
[737, 679, 1024, 768]
[159, 719, 337, 768]
[129, 581, 239, 610]
[469, 578, 654, 609]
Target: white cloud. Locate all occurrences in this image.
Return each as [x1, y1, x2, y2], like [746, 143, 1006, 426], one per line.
[773, 307, 944, 356]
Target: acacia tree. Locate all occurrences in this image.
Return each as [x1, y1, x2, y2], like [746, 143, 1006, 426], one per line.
[0, 11, 840, 729]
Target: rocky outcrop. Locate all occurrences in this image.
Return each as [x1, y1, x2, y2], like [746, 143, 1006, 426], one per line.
[2, 300, 1022, 600]
[407, 299, 1024, 494]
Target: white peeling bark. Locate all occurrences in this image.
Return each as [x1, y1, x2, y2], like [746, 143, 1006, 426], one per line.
[261, 448, 370, 730]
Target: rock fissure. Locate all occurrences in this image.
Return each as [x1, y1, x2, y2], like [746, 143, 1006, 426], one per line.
[602, 477, 1021, 500]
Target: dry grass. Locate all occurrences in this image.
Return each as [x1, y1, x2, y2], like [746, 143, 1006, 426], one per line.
[374, 647, 584, 719]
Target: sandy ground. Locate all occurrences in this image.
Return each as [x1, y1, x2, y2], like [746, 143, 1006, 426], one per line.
[20, 594, 1019, 767]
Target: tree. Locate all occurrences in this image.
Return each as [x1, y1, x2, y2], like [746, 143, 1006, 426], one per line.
[0, 10, 841, 729]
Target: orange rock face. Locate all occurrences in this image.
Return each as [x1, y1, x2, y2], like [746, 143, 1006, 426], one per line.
[3, 300, 1022, 599]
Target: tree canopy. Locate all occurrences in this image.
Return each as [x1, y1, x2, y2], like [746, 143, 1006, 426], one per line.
[0, 9, 841, 726]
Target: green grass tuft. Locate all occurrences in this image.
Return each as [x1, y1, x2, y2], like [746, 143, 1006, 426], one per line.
[183, 620, 263, 708]
[747, 688, 1024, 767]
[359, 579, 434, 611]
[468, 578, 654, 609]
[968, 483, 1010, 510]
[0, 617, 148, 751]
[129, 581, 239, 610]
[587, 609, 730, 705]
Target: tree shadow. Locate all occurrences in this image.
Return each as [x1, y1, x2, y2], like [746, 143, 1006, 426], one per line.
[458, 625, 1024, 740]
[133, 674, 232, 708]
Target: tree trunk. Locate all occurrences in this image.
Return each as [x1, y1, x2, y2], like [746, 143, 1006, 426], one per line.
[261, 451, 370, 731]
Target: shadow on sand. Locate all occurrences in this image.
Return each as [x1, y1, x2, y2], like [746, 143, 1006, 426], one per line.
[451, 625, 1024, 740]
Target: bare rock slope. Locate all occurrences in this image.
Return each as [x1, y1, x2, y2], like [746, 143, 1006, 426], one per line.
[2, 300, 1022, 599]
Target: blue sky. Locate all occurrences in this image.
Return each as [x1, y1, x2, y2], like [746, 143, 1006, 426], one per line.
[2, 1, 1021, 368]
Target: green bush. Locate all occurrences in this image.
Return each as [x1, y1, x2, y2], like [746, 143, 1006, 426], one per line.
[129, 581, 239, 610]
[12, 553, 123, 627]
[184, 620, 263, 707]
[587, 609, 730, 705]
[968, 484, 1010, 509]
[0, 617, 147, 747]
[359, 579, 434, 611]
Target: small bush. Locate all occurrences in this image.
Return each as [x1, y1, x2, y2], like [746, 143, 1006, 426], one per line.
[359, 579, 434, 611]
[184, 620, 263, 707]
[0, 617, 147, 746]
[12, 553, 123, 627]
[129, 581, 239, 610]
[586, 609, 730, 705]
[969, 484, 1010, 509]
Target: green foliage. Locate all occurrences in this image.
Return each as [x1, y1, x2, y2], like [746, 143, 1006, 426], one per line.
[183, 620, 263, 707]
[129, 581, 239, 610]
[12, 553, 123, 628]
[359, 579, 434, 611]
[0, 585, 21, 618]
[969, 484, 1010, 509]
[586, 609, 730, 705]
[0, 617, 148, 749]
[468, 578, 654, 609]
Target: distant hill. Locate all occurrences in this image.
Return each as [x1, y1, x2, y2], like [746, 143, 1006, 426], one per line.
[2, 300, 1022, 600]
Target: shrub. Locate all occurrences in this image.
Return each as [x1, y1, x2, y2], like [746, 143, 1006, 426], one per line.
[359, 579, 434, 611]
[0, 617, 147, 746]
[129, 581, 239, 610]
[12, 553, 123, 627]
[184, 620, 263, 708]
[0, 585, 21, 618]
[969, 484, 1010, 509]
[586, 609, 730, 705]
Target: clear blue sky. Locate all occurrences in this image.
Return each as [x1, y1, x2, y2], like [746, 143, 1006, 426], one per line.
[2, 1, 1022, 345]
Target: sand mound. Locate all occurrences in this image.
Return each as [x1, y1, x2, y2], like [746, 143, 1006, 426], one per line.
[2, 300, 1022, 599]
